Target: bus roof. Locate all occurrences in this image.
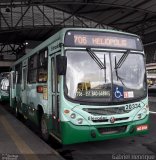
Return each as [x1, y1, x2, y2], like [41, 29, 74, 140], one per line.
[62, 28, 139, 36]
[11, 28, 141, 67]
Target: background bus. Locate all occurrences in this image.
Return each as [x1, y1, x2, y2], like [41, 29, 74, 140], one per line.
[146, 63, 156, 88]
[10, 28, 149, 144]
[0, 72, 10, 102]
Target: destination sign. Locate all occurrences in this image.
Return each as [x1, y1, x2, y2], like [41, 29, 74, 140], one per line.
[74, 35, 129, 48]
[76, 90, 111, 97]
[64, 30, 143, 50]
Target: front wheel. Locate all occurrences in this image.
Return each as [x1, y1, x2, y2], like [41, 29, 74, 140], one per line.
[41, 115, 49, 141]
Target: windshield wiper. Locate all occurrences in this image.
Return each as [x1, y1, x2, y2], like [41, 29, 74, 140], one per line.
[86, 48, 105, 69]
[86, 48, 106, 82]
[116, 50, 130, 69]
[114, 50, 130, 87]
[114, 56, 125, 86]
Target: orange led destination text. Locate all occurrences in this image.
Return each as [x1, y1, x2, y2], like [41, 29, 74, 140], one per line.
[74, 35, 128, 47]
[92, 37, 127, 47]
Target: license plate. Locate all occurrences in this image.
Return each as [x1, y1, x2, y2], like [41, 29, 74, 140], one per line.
[136, 124, 148, 131]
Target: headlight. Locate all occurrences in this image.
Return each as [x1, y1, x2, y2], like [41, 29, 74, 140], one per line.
[142, 108, 147, 114]
[70, 113, 76, 119]
[133, 107, 148, 121]
[63, 110, 88, 125]
[137, 113, 142, 119]
[77, 118, 83, 124]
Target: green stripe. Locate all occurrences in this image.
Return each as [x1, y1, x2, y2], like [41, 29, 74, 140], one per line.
[60, 116, 149, 145]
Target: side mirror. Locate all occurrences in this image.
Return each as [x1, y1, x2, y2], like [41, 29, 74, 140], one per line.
[56, 55, 67, 75]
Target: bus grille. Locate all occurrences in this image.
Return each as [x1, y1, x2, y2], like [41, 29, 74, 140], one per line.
[92, 117, 129, 123]
[83, 107, 130, 116]
[98, 125, 127, 134]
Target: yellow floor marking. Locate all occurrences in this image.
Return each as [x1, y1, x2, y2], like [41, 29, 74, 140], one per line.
[0, 116, 39, 160]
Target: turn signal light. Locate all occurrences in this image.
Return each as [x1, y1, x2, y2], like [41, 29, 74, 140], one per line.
[37, 86, 43, 93]
[64, 110, 70, 114]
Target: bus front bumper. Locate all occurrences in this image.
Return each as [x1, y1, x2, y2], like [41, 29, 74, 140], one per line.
[60, 116, 149, 145]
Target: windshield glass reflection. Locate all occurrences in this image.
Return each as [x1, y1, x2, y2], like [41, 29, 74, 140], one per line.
[65, 50, 146, 103]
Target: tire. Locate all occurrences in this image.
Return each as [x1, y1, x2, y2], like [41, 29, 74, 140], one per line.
[40, 115, 49, 141]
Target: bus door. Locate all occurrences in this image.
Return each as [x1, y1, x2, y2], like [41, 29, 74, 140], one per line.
[21, 63, 27, 104]
[51, 55, 60, 135]
[10, 71, 15, 107]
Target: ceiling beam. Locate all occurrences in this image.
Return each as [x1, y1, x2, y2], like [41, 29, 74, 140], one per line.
[124, 13, 149, 31]
[0, 1, 156, 15]
[0, 10, 11, 28]
[108, 0, 154, 25]
[36, 5, 54, 26]
[14, 5, 31, 27]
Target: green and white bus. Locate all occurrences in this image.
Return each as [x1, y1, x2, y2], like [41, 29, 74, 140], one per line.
[0, 72, 10, 102]
[10, 28, 149, 144]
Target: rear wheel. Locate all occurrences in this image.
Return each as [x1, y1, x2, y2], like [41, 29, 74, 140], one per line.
[41, 115, 49, 141]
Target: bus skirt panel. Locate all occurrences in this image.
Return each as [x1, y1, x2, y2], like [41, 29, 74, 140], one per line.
[60, 115, 149, 145]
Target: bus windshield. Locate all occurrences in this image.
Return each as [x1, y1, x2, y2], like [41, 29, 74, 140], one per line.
[65, 50, 146, 103]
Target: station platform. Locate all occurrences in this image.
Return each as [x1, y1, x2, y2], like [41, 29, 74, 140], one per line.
[0, 105, 63, 160]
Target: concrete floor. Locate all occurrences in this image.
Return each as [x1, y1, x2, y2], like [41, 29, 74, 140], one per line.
[1, 97, 156, 160]
[0, 105, 63, 160]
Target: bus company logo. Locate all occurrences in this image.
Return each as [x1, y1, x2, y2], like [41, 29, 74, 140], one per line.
[88, 116, 107, 121]
[110, 117, 116, 123]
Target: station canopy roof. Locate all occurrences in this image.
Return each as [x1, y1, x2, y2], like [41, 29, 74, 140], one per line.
[1, 0, 156, 59]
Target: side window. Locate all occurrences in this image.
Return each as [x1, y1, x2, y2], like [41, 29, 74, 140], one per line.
[13, 71, 16, 85]
[28, 54, 38, 83]
[15, 64, 22, 84]
[38, 49, 48, 83]
[52, 56, 59, 93]
[51, 58, 55, 92]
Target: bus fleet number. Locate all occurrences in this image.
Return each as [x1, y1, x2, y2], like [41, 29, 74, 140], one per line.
[125, 103, 141, 110]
